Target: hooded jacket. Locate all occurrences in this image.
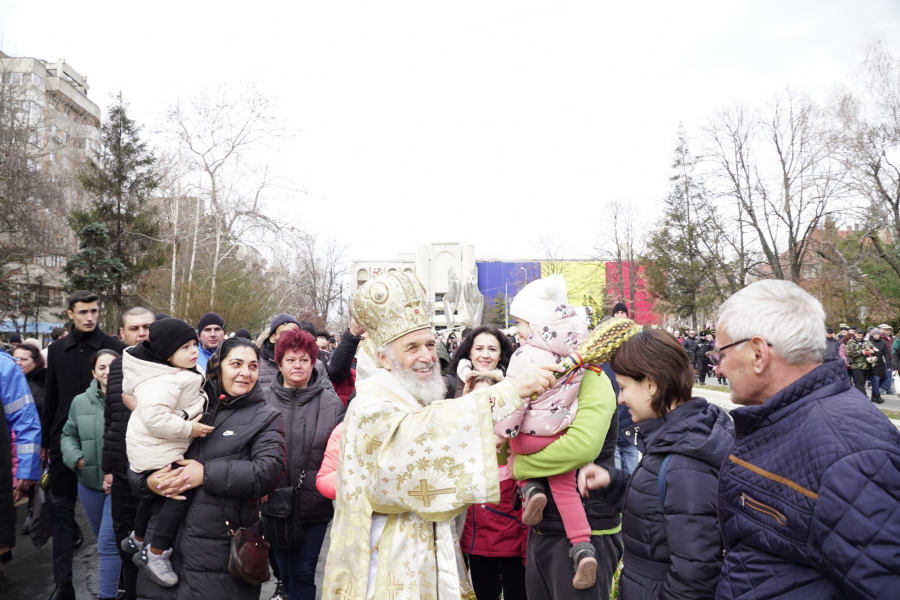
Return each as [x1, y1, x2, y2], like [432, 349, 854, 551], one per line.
[60, 378, 107, 490]
[264, 362, 345, 524]
[599, 398, 734, 600]
[716, 360, 900, 600]
[124, 343, 207, 473]
[460, 467, 528, 559]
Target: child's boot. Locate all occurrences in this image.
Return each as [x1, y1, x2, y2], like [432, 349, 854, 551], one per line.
[570, 541, 597, 589]
[520, 481, 547, 526]
[120, 531, 144, 556]
[135, 547, 178, 587]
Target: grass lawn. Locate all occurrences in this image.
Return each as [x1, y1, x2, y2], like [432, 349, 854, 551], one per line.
[881, 408, 900, 420]
[695, 384, 731, 394]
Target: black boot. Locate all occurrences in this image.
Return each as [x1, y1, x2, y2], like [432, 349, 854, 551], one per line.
[48, 582, 76, 600]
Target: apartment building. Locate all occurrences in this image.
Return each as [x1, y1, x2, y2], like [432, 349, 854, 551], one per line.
[0, 52, 102, 340]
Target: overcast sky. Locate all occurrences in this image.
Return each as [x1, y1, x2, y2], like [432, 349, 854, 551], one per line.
[2, 1, 899, 265]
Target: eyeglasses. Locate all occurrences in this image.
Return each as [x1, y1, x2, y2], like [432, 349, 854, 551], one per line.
[708, 338, 772, 368]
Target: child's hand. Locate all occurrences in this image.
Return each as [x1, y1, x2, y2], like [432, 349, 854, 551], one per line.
[190, 414, 214, 438]
[494, 435, 505, 452]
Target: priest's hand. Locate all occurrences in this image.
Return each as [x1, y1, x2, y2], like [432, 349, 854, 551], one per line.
[513, 363, 563, 399]
[577, 463, 611, 497]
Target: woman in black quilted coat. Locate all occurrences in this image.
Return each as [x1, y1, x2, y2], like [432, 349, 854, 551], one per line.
[132, 337, 286, 600]
[578, 330, 735, 599]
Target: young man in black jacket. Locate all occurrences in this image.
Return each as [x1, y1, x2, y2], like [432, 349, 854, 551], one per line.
[41, 291, 126, 600]
[103, 306, 154, 600]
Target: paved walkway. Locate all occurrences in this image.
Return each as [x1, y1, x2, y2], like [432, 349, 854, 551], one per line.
[694, 385, 900, 430]
[2, 500, 330, 600]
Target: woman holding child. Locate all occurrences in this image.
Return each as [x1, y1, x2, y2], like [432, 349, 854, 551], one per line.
[132, 334, 286, 600]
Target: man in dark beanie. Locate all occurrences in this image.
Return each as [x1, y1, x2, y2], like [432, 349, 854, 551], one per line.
[154, 312, 172, 321]
[9, 332, 22, 347]
[196, 312, 225, 371]
[612, 303, 628, 319]
[234, 329, 252, 340]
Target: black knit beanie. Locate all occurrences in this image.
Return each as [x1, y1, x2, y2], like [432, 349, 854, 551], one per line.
[612, 302, 629, 317]
[197, 312, 225, 332]
[234, 328, 253, 340]
[154, 312, 172, 321]
[299, 320, 317, 339]
[269, 314, 301, 336]
[150, 319, 199, 362]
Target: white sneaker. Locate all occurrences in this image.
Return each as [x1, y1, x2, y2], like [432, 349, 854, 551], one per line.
[134, 547, 178, 587]
[120, 531, 144, 556]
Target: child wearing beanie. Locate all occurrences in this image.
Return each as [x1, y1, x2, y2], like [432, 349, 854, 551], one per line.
[496, 274, 598, 589]
[121, 318, 213, 587]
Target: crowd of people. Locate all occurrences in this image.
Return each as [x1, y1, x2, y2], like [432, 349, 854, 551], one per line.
[0, 276, 898, 600]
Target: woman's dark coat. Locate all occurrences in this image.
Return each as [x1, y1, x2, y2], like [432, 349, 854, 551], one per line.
[135, 385, 285, 600]
[25, 366, 46, 416]
[598, 398, 734, 600]
[264, 363, 345, 524]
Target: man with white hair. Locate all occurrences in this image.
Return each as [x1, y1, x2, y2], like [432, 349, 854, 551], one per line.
[713, 280, 900, 600]
[323, 272, 560, 600]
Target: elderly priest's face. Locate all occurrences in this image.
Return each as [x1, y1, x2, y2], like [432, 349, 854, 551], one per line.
[377, 329, 446, 404]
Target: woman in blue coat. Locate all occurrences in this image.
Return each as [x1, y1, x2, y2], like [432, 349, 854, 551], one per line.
[578, 330, 735, 599]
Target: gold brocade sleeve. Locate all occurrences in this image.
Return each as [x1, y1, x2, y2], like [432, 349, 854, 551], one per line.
[348, 379, 522, 522]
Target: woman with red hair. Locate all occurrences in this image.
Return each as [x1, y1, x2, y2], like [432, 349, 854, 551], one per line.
[262, 328, 345, 600]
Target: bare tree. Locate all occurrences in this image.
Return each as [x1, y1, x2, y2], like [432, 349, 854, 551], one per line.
[595, 200, 645, 320]
[163, 88, 282, 308]
[703, 92, 845, 283]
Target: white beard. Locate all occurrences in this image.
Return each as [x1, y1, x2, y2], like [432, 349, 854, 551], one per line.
[386, 354, 446, 405]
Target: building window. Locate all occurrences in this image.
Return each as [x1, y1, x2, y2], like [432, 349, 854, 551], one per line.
[3, 73, 23, 85]
[31, 73, 45, 90]
[49, 96, 58, 109]
[435, 293, 444, 303]
[64, 106, 71, 118]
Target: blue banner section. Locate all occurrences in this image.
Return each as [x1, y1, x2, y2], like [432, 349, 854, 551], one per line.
[475, 261, 542, 304]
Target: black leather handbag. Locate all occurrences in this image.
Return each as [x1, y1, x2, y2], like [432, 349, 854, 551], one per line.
[259, 395, 321, 548]
[226, 521, 270, 585]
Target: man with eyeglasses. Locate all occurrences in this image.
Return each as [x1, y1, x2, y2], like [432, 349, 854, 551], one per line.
[712, 280, 900, 600]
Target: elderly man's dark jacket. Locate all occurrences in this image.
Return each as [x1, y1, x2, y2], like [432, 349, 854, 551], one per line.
[716, 360, 900, 599]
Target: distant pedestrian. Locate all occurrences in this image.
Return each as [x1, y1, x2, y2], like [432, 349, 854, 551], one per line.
[196, 312, 225, 371]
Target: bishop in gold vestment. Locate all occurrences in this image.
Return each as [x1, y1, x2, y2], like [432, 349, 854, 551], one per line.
[322, 271, 556, 600]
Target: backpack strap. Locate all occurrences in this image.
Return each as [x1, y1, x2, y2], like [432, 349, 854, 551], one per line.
[658, 454, 673, 506]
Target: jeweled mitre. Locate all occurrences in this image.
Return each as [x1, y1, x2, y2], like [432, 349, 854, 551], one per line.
[351, 271, 431, 349]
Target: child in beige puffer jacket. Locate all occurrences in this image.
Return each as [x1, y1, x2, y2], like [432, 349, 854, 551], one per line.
[121, 318, 213, 588]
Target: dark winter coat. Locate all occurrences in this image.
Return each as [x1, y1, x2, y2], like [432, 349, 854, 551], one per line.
[599, 398, 734, 600]
[681, 336, 699, 364]
[716, 360, 900, 600]
[823, 337, 842, 363]
[135, 384, 285, 600]
[102, 354, 130, 479]
[25, 367, 46, 416]
[869, 336, 890, 373]
[264, 364, 345, 524]
[460, 475, 528, 558]
[42, 326, 125, 495]
[694, 339, 714, 368]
